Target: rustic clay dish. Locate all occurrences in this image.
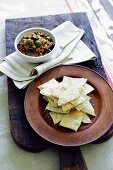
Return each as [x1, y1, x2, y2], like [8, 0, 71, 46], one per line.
[24, 65, 113, 146]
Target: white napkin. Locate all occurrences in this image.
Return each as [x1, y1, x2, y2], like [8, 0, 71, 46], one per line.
[0, 21, 96, 89]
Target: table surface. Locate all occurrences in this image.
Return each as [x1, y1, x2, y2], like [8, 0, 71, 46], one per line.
[0, 0, 113, 170]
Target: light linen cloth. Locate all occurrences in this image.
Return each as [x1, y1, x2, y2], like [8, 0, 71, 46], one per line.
[0, 21, 96, 89]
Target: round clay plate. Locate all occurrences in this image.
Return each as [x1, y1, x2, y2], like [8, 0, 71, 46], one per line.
[24, 65, 113, 146]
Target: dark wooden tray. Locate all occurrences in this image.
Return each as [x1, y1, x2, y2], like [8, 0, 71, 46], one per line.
[5, 12, 113, 169]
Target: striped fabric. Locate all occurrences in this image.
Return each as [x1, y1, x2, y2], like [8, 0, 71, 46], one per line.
[64, 0, 113, 89]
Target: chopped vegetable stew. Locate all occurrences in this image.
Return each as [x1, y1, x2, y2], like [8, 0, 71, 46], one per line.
[17, 32, 54, 57]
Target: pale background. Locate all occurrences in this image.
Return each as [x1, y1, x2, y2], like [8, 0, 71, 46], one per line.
[0, 0, 113, 170]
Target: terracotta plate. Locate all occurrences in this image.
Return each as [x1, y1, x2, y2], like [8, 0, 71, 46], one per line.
[24, 65, 113, 146]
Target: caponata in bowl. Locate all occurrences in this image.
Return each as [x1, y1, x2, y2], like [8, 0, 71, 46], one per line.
[14, 27, 56, 63]
[17, 31, 54, 57]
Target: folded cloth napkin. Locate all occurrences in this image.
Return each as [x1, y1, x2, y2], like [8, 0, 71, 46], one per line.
[0, 21, 96, 89]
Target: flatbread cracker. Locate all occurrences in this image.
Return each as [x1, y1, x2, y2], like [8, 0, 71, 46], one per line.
[70, 94, 90, 107]
[62, 76, 87, 88]
[57, 77, 88, 106]
[82, 83, 94, 94]
[38, 78, 58, 90]
[58, 86, 80, 106]
[51, 83, 63, 98]
[49, 112, 63, 124]
[39, 79, 59, 96]
[46, 96, 58, 107]
[82, 112, 92, 123]
[76, 100, 95, 116]
[62, 102, 74, 112]
[59, 110, 84, 131]
[46, 99, 69, 113]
